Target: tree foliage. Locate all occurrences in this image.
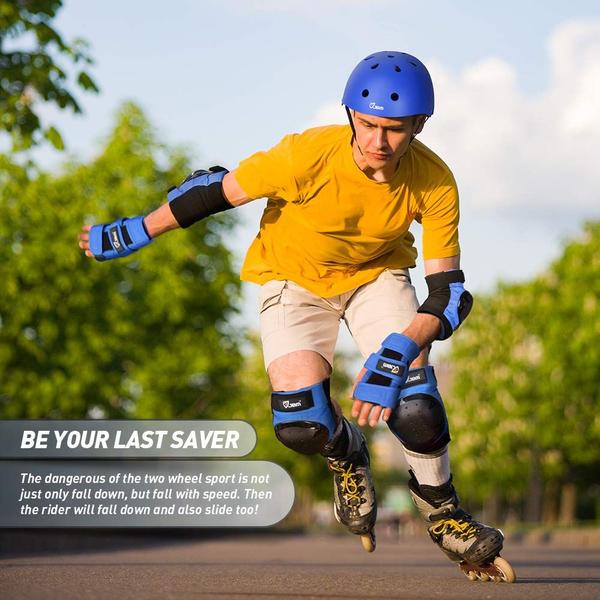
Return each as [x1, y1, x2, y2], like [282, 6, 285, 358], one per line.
[447, 221, 600, 520]
[0, 102, 242, 419]
[0, 0, 99, 150]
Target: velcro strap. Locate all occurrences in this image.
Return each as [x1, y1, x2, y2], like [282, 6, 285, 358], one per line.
[399, 366, 438, 399]
[380, 332, 420, 367]
[123, 216, 151, 247]
[364, 353, 407, 383]
[107, 223, 127, 254]
[271, 380, 335, 438]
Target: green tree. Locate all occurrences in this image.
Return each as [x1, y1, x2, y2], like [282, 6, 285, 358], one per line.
[448, 280, 544, 519]
[533, 221, 600, 523]
[448, 221, 600, 523]
[0, 102, 242, 419]
[0, 0, 98, 150]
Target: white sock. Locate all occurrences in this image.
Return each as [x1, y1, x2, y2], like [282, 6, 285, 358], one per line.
[402, 445, 450, 487]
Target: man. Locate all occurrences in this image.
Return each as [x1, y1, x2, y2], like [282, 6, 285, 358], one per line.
[79, 51, 514, 582]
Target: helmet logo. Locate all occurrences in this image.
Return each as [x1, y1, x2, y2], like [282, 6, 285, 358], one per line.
[369, 102, 384, 111]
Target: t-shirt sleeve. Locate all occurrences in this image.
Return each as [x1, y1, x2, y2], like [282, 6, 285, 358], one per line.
[418, 174, 461, 260]
[234, 133, 300, 201]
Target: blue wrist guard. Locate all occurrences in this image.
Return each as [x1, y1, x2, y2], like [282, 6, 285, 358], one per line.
[89, 216, 152, 262]
[353, 333, 420, 409]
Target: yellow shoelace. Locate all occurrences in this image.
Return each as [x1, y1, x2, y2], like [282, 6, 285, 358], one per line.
[330, 462, 361, 503]
[431, 518, 478, 540]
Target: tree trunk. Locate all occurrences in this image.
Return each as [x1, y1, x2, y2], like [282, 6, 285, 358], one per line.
[525, 448, 543, 523]
[558, 482, 577, 525]
[542, 480, 558, 525]
[482, 492, 500, 525]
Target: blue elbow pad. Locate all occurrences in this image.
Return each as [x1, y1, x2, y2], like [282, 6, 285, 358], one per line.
[167, 166, 231, 228]
[417, 270, 473, 340]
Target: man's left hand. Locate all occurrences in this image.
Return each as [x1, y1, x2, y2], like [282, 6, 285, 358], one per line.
[351, 367, 394, 427]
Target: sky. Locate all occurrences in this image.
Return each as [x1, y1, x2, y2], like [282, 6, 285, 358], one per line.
[29, 0, 600, 353]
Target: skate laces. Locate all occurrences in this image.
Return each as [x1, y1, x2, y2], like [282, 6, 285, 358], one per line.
[431, 516, 481, 540]
[329, 460, 363, 506]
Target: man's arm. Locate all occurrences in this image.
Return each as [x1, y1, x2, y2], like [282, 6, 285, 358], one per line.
[79, 170, 251, 258]
[400, 255, 460, 348]
[142, 171, 251, 237]
[352, 255, 463, 427]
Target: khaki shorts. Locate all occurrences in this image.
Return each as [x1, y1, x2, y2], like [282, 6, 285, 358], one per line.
[258, 269, 420, 369]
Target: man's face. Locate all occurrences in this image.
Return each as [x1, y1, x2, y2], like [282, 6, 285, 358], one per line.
[352, 111, 425, 170]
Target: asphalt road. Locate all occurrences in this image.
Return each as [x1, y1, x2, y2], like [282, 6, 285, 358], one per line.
[1, 532, 599, 599]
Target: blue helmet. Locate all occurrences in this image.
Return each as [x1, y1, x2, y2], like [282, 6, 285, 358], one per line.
[342, 51, 434, 118]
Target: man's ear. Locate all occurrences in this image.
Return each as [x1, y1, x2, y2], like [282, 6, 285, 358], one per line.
[413, 115, 427, 135]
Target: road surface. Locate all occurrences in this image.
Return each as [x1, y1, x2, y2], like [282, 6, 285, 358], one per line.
[1, 532, 599, 599]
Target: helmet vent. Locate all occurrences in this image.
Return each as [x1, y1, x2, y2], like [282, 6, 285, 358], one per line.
[390, 93, 399, 101]
[409, 61, 418, 67]
[365, 56, 374, 60]
[361, 89, 370, 97]
[395, 65, 401, 72]
[387, 54, 395, 58]
[370, 63, 379, 69]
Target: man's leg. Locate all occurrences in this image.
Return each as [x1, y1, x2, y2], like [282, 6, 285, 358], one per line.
[258, 280, 377, 550]
[389, 351, 452, 488]
[259, 279, 346, 456]
[390, 360, 508, 575]
[268, 350, 358, 458]
[345, 270, 511, 577]
[268, 350, 377, 550]
[345, 269, 451, 487]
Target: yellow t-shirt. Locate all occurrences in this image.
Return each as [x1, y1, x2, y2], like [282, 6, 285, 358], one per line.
[236, 125, 460, 297]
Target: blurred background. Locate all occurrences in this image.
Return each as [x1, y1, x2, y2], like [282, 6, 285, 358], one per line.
[1, 0, 599, 534]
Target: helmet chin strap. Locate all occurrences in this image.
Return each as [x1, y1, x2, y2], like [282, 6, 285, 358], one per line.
[345, 107, 364, 156]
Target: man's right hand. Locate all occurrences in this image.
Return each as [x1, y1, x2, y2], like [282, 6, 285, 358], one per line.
[78, 216, 153, 261]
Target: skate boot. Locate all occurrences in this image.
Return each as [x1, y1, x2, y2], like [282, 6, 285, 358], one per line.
[325, 420, 377, 552]
[407, 471, 516, 583]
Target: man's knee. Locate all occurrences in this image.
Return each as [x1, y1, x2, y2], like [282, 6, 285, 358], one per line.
[267, 350, 331, 391]
[271, 378, 337, 455]
[387, 366, 450, 453]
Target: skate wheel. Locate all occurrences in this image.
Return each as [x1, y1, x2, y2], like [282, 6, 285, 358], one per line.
[477, 572, 491, 582]
[466, 571, 478, 581]
[492, 556, 516, 583]
[360, 531, 376, 553]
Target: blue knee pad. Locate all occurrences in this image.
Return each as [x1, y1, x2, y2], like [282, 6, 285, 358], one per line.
[387, 366, 450, 453]
[271, 379, 337, 455]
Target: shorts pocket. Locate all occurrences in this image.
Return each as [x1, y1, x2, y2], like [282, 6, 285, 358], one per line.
[259, 280, 287, 313]
[259, 280, 287, 337]
[384, 268, 412, 284]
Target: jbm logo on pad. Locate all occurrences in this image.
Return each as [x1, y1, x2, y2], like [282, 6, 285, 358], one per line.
[273, 393, 313, 412]
[376, 359, 402, 375]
